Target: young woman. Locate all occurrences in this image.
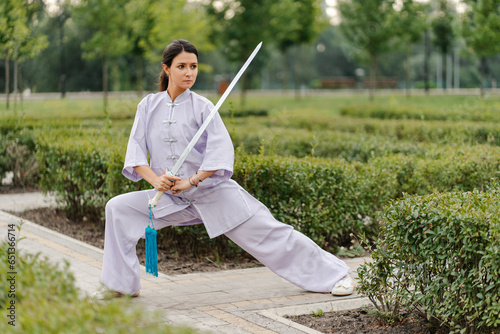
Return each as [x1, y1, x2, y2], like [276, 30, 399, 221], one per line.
[101, 39, 354, 297]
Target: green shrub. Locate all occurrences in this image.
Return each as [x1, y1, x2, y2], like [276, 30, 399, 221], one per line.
[259, 113, 500, 147]
[229, 126, 428, 162]
[35, 130, 393, 253]
[232, 151, 395, 247]
[0, 233, 196, 333]
[220, 109, 268, 118]
[356, 188, 500, 333]
[37, 131, 110, 221]
[345, 118, 500, 147]
[35, 126, 500, 256]
[372, 145, 500, 197]
[0, 128, 39, 188]
[339, 105, 500, 122]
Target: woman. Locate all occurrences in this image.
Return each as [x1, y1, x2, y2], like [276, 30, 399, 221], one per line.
[101, 39, 354, 298]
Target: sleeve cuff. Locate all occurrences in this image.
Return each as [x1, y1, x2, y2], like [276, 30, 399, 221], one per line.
[122, 163, 149, 182]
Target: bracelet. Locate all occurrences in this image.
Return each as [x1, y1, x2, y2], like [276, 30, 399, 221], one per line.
[188, 176, 197, 187]
[195, 172, 202, 183]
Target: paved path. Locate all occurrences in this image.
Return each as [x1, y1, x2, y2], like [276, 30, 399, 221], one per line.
[0, 192, 371, 334]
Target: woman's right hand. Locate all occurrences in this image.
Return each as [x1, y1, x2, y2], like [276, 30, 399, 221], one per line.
[152, 172, 182, 192]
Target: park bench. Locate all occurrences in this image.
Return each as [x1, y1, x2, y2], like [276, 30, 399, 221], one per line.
[362, 77, 398, 88]
[320, 77, 356, 88]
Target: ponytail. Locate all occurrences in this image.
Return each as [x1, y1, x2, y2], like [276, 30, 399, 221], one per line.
[158, 70, 169, 92]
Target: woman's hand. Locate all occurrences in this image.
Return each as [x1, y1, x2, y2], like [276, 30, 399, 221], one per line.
[171, 179, 192, 195]
[152, 172, 182, 192]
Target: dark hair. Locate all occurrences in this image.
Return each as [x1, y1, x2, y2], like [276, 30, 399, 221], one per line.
[158, 39, 199, 92]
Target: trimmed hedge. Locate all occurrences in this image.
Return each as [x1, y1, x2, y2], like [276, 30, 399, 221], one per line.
[230, 126, 428, 162]
[33, 126, 500, 257]
[356, 188, 500, 333]
[0, 110, 497, 258]
[233, 151, 395, 246]
[0, 128, 39, 188]
[0, 236, 196, 333]
[370, 145, 500, 196]
[339, 105, 500, 122]
[34, 129, 392, 252]
[36, 128, 142, 220]
[257, 114, 500, 147]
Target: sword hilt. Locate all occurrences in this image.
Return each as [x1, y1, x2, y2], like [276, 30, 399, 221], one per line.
[148, 170, 176, 208]
[148, 191, 164, 208]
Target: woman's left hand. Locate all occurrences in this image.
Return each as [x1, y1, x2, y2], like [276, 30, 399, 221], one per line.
[170, 179, 192, 195]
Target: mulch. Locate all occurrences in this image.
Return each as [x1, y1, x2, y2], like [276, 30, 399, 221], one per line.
[287, 305, 444, 333]
[4, 190, 446, 334]
[9, 207, 262, 275]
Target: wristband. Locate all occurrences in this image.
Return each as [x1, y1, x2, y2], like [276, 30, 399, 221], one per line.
[189, 176, 197, 187]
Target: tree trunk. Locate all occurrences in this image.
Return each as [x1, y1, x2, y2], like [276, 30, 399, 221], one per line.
[405, 50, 411, 98]
[19, 65, 23, 107]
[424, 29, 430, 95]
[294, 45, 301, 100]
[480, 56, 486, 98]
[5, 53, 10, 110]
[369, 54, 377, 101]
[103, 54, 109, 111]
[453, 47, 459, 90]
[60, 11, 66, 98]
[436, 54, 443, 90]
[13, 50, 18, 113]
[281, 50, 289, 92]
[446, 52, 452, 92]
[303, 45, 311, 97]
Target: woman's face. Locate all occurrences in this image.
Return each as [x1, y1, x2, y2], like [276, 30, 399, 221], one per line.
[163, 51, 198, 93]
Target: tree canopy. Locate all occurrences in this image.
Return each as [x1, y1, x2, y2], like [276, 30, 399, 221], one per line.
[2, 0, 500, 99]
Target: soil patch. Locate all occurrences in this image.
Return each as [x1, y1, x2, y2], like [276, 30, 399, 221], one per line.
[6, 204, 446, 333]
[9, 207, 262, 275]
[286, 305, 444, 334]
[0, 186, 39, 194]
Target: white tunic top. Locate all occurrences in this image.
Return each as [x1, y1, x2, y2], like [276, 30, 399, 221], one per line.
[122, 89, 262, 238]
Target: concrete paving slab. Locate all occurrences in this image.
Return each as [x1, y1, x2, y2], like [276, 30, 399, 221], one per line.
[0, 192, 372, 333]
[0, 191, 58, 212]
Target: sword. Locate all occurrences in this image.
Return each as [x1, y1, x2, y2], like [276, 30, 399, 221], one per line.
[149, 41, 263, 208]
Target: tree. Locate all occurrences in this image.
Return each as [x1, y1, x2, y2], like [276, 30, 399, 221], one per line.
[392, 0, 429, 96]
[206, 0, 274, 105]
[0, 0, 47, 110]
[123, 0, 160, 95]
[431, 0, 455, 90]
[461, 0, 500, 97]
[122, 0, 212, 95]
[73, 0, 132, 111]
[56, 0, 70, 98]
[0, 0, 14, 109]
[338, 0, 399, 100]
[269, 0, 326, 96]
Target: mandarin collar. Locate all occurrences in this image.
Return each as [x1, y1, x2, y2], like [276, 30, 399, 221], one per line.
[165, 89, 190, 105]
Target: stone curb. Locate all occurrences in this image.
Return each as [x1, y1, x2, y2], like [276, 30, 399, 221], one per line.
[0, 192, 371, 333]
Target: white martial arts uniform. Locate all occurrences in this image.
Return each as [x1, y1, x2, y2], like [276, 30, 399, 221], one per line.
[102, 89, 349, 295]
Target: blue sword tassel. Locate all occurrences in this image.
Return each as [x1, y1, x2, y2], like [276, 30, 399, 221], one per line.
[145, 204, 158, 277]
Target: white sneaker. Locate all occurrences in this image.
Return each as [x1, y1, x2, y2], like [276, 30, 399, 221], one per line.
[91, 290, 140, 300]
[91, 290, 116, 300]
[331, 275, 355, 296]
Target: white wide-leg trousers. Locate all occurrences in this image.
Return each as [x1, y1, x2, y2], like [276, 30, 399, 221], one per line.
[101, 191, 349, 295]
